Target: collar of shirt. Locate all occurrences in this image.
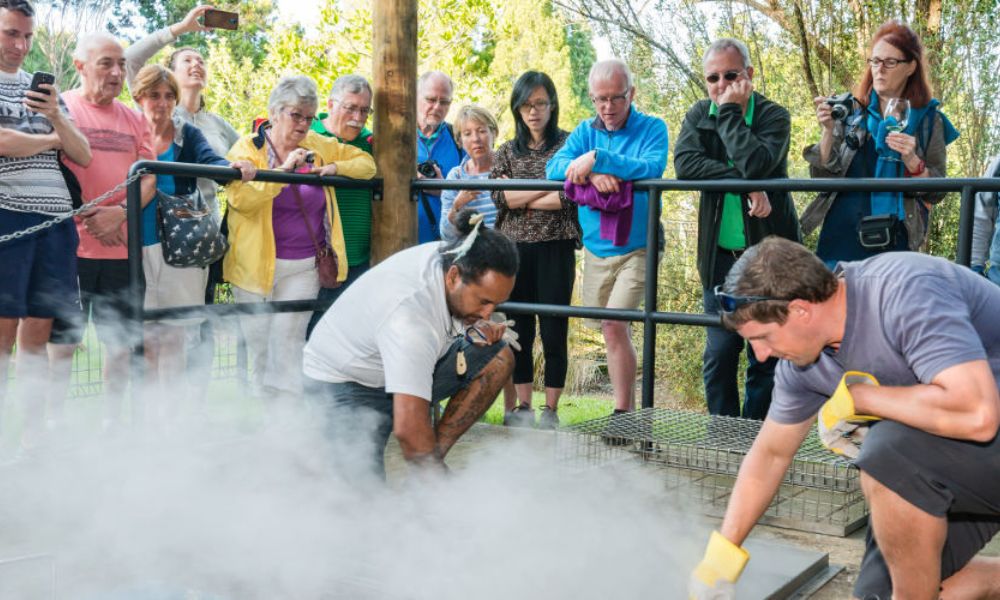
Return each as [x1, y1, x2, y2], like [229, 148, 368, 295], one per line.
[708, 93, 755, 126]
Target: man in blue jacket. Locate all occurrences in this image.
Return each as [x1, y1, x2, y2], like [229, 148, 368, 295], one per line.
[546, 59, 668, 418]
[415, 71, 465, 243]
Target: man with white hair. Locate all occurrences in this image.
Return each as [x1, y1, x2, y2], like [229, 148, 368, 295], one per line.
[546, 58, 668, 418]
[415, 70, 465, 243]
[0, 0, 91, 439]
[307, 74, 375, 336]
[54, 30, 156, 431]
[674, 38, 801, 420]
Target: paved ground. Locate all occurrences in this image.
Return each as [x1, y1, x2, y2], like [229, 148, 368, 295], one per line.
[414, 422, 1000, 599]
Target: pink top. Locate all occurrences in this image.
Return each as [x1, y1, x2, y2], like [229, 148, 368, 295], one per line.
[272, 181, 327, 259]
[62, 90, 154, 260]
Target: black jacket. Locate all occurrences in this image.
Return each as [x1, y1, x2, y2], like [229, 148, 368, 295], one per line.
[674, 92, 802, 289]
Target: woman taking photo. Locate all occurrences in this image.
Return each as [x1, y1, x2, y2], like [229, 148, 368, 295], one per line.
[132, 65, 255, 409]
[438, 105, 500, 241]
[802, 20, 959, 266]
[490, 71, 578, 430]
[225, 75, 376, 404]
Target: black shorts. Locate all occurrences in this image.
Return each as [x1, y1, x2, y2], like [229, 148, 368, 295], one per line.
[50, 258, 139, 347]
[852, 420, 1000, 598]
[0, 209, 80, 319]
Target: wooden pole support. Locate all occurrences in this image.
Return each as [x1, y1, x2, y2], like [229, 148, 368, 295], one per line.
[372, 0, 418, 263]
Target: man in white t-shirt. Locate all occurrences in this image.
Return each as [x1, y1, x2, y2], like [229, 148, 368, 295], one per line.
[304, 211, 518, 479]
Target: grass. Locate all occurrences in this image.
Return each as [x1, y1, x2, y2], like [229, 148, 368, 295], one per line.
[479, 391, 616, 427]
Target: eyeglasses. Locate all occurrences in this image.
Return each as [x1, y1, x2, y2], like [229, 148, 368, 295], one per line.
[705, 70, 744, 84]
[283, 109, 316, 124]
[713, 285, 782, 314]
[334, 101, 372, 118]
[590, 93, 629, 107]
[519, 100, 552, 112]
[423, 95, 452, 107]
[867, 57, 912, 70]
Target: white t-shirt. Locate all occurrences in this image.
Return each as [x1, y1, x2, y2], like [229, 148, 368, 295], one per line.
[303, 243, 461, 400]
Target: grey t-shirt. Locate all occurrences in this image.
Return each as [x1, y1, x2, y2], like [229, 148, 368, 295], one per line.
[770, 252, 1000, 424]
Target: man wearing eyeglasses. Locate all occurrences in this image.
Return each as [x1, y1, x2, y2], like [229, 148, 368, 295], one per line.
[690, 236, 1000, 599]
[674, 38, 801, 421]
[545, 58, 668, 419]
[307, 74, 376, 337]
[415, 71, 465, 244]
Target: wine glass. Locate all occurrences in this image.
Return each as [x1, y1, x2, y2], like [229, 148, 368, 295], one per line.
[883, 98, 910, 161]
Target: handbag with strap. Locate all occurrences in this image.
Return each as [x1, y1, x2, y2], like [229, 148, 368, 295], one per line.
[157, 188, 229, 268]
[291, 185, 340, 288]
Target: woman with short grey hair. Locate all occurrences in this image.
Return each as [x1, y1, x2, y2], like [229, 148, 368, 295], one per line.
[224, 74, 376, 404]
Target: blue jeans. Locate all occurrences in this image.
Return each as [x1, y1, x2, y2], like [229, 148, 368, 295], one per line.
[307, 337, 506, 480]
[702, 250, 776, 419]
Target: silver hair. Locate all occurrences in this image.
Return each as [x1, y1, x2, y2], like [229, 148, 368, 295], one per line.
[72, 31, 122, 62]
[417, 70, 454, 96]
[704, 38, 752, 68]
[329, 74, 372, 101]
[268, 75, 319, 116]
[588, 59, 633, 92]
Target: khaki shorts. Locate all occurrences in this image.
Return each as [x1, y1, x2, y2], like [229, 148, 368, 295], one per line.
[580, 247, 648, 329]
[143, 243, 208, 325]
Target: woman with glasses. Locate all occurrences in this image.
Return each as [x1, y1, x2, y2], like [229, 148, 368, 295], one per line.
[225, 75, 376, 404]
[438, 105, 501, 241]
[802, 20, 959, 267]
[490, 71, 579, 429]
[131, 65, 255, 414]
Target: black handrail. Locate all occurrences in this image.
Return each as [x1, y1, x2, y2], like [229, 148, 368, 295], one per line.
[126, 160, 1000, 409]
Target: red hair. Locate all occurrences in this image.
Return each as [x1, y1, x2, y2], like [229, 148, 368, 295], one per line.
[853, 20, 933, 109]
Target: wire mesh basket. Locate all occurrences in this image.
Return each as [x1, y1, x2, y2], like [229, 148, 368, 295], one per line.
[557, 408, 868, 536]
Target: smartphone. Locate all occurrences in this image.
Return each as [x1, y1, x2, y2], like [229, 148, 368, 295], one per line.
[29, 71, 55, 96]
[203, 9, 239, 30]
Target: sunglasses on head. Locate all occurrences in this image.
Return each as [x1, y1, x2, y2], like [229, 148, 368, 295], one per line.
[705, 70, 743, 84]
[713, 285, 781, 314]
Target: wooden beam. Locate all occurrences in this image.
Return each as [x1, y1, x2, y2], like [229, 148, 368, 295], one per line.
[372, 0, 418, 263]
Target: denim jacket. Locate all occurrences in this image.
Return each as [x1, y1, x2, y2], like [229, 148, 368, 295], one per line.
[971, 155, 1000, 272]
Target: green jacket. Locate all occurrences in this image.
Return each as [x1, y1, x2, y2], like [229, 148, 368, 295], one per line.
[674, 91, 802, 288]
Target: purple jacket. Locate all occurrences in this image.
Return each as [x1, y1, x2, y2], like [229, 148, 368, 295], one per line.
[563, 180, 634, 247]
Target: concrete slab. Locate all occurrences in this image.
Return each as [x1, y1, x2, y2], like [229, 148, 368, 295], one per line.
[740, 539, 842, 599]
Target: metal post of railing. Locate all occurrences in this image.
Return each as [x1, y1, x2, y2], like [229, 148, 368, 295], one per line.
[126, 164, 146, 418]
[956, 185, 975, 267]
[640, 184, 661, 410]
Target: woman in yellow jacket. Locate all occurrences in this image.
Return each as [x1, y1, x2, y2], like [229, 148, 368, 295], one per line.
[225, 75, 376, 402]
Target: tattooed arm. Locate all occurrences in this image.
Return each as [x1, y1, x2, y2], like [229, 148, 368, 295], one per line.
[435, 346, 514, 457]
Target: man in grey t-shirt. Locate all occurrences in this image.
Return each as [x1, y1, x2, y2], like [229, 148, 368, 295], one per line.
[688, 237, 1000, 599]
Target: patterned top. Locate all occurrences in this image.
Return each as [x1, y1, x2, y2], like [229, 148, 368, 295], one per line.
[491, 130, 579, 243]
[0, 70, 72, 214]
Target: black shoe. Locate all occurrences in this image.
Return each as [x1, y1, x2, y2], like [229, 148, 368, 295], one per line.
[503, 404, 535, 428]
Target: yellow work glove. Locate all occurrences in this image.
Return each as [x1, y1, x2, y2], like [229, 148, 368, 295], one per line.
[688, 531, 750, 600]
[817, 371, 882, 459]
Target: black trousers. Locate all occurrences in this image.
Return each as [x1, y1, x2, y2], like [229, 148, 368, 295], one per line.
[509, 238, 576, 388]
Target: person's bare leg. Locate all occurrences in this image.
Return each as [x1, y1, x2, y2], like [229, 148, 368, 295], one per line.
[544, 386, 563, 410]
[16, 318, 54, 443]
[0, 318, 17, 431]
[435, 346, 514, 457]
[502, 378, 518, 411]
[157, 326, 186, 422]
[860, 470, 947, 599]
[512, 382, 532, 410]
[103, 345, 131, 428]
[602, 320, 636, 412]
[46, 343, 76, 427]
[939, 556, 1000, 599]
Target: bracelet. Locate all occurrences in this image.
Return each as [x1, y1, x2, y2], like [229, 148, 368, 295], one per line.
[905, 159, 926, 176]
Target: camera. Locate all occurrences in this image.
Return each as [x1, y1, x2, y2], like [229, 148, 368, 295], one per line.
[417, 159, 440, 178]
[825, 92, 855, 122]
[304, 151, 315, 164]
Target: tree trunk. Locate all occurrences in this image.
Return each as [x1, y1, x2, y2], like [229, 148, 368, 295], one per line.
[372, 0, 418, 263]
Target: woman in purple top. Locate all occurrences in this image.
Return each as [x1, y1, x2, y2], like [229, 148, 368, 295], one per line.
[225, 75, 377, 402]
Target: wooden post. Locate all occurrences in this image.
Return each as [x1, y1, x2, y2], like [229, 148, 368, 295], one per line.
[372, 0, 418, 263]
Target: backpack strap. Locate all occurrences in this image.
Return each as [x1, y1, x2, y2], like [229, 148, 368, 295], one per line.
[444, 122, 463, 159]
[917, 105, 936, 156]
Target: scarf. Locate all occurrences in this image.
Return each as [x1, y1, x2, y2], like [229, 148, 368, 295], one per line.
[865, 91, 959, 218]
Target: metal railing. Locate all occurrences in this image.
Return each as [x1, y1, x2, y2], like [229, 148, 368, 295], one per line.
[124, 160, 1000, 409]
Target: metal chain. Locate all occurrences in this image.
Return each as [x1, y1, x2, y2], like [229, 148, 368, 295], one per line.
[0, 169, 149, 246]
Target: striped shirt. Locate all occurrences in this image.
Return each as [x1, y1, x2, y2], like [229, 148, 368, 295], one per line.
[0, 70, 72, 214]
[439, 158, 499, 241]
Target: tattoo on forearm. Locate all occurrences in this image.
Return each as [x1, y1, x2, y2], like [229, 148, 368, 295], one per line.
[435, 349, 513, 456]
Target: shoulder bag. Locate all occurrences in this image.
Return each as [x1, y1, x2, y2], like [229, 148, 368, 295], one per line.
[157, 188, 229, 268]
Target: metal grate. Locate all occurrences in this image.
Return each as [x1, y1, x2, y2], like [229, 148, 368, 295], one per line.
[557, 408, 868, 536]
